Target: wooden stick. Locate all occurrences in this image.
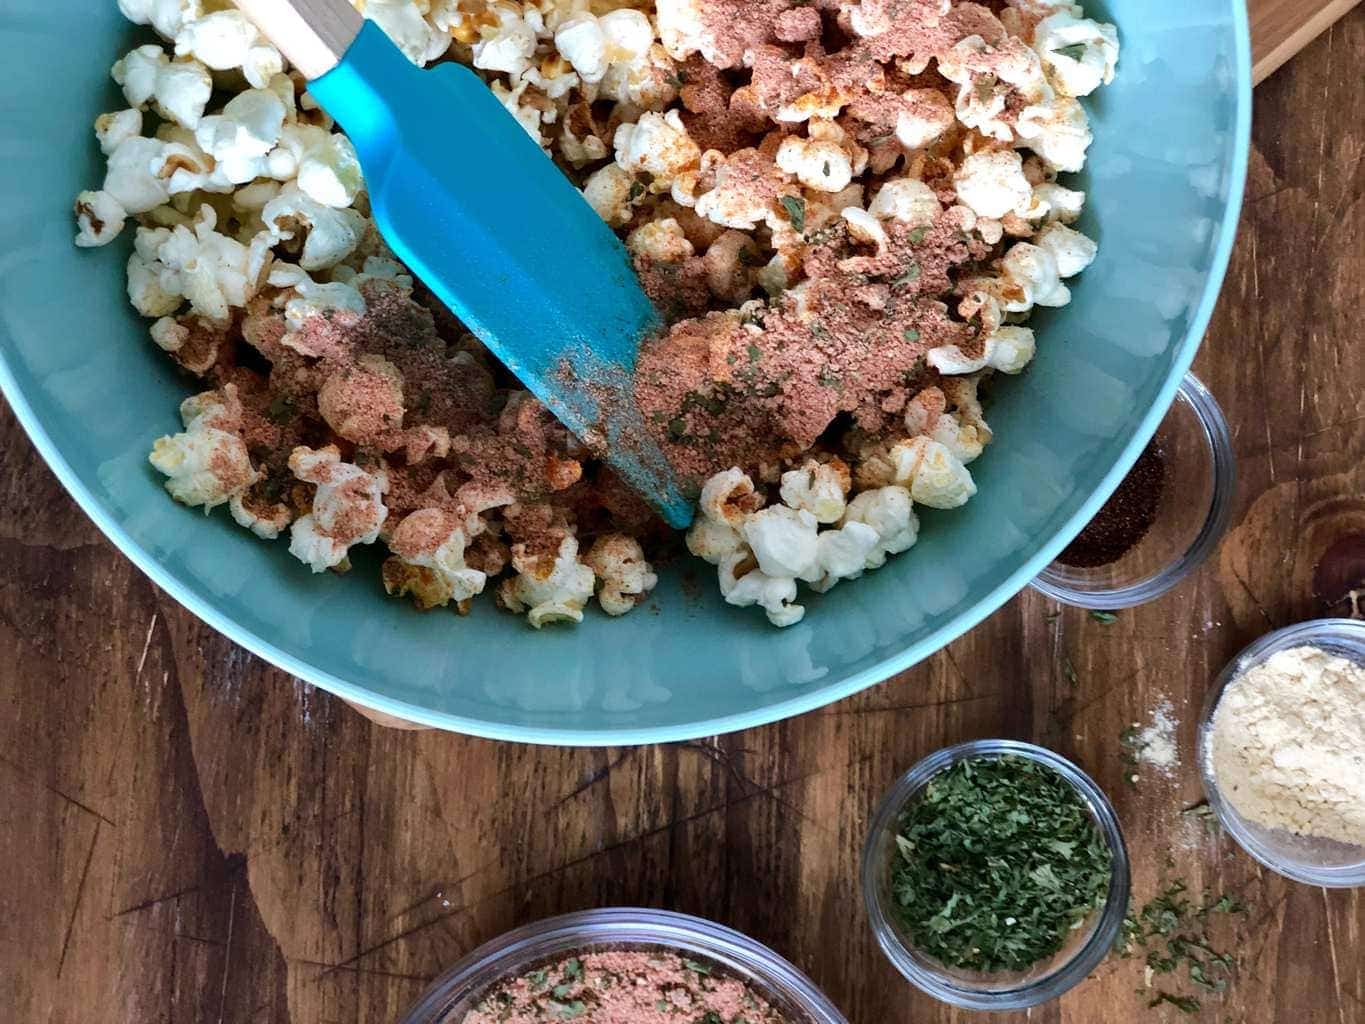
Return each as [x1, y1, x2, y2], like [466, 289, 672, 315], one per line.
[234, 0, 364, 80]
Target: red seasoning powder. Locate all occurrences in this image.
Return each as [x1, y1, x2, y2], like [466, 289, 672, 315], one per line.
[460, 951, 790, 1024]
[633, 210, 987, 487]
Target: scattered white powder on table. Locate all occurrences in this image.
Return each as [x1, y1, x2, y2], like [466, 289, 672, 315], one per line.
[1137, 698, 1179, 775]
[1121, 697, 1180, 785]
[1209, 645, 1365, 847]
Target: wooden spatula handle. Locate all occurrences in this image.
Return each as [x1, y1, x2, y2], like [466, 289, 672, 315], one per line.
[235, 0, 365, 80]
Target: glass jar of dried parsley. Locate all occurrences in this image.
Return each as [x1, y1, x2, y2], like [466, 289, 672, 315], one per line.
[860, 740, 1130, 1010]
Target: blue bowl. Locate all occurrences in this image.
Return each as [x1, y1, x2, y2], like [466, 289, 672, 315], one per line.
[0, 1, 1250, 743]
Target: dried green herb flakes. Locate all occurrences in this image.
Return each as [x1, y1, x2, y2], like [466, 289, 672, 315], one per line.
[889, 755, 1112, 972]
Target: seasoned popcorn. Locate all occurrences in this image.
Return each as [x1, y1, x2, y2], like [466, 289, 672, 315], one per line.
[149, 385, 257, 510]
[584, 534, 659, 615]
[78, 0, 1116, 629]
[498, 535, 597, 627]
[287, 446, 390, 573]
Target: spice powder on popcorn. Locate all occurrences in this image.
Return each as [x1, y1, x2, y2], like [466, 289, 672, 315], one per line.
[634, 209, 990, 488]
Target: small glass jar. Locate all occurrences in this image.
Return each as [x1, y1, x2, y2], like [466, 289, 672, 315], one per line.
[1197, 618, 1365, 888]
[399, 907, 847, 1024]
[861, 740, 1130, 1010]
[1032, 373, 1236, 609]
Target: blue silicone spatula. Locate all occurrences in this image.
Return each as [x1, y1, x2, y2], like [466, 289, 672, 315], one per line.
[236, 0, 693, 528]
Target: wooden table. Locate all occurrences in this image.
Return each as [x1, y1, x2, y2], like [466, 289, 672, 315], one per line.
[4, 9, 1363, 1023]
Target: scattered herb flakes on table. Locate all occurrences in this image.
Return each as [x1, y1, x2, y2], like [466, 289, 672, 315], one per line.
[462, 951, 790, 1023]
[889, 756, 1113, 973]
[1115, 880, 1248, 1015]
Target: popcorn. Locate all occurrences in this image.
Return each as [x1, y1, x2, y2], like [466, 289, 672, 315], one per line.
[857, 438, 977, 509]
[332, 255, 414, 293]
[268, 263, 367, 354]
[902, 386, 990, 464]
[154, 57, 214, 129]
[702, 230, 760, 303]
[146, 136, 214, 200]
[387, 508, 488, 610]
[582, 163, 639, 226]
[741, 505, 822, 583]
[600, 10, 655, 65]
[111, 45, 164, 109]
[868, 178, 941, 227]
[927, 324, 1036, 377]
[132, 207, 269, 322]
[94, 113, 145, 168]
[1033, 182, 1086, 225]
[841, 486, 918, 568]
[318, 354, 405, 443]
[598, 43, 680, 108]
[1017, 95, 1092, 172]
[693, 150, 790, 231]
[948, 35, 1049, 137]
[584, 534, 658, 615]
[230, 491, 294, 539]
[555, 15, 609, 83]
[472, 5, 538, 76]
[74, 191, 127, 249]
[810, 521, 880, 592]
[627, 218, 695, 262]
[839, 207, 891, 252]
[699, 467, 761, 527]
[656, 0, 723, 65]
[560, 119, 608, 166]
[895, 88, 956, 149]
[954, 149, 1033, 220]
[498, 535, 597, 627]
[1000, 241, 1070, 309]
[118, 0, 201, 41]
[1035, 222, 1098, 278]
[287, 446, 390, 573]
[274, 127, 364, 209]
[614, 110, 701, 192]
[262, 183, 369, 271]
[1035, 11, 1119, 97]
[195, 88, 288, 184]
[102, 136, 172, 215]
[776, 133, 854, 193]
[174, 10, 284, 88]
[490, 78, 546, 147]
[719, 550, 805, 627]
[363, 0, 449, 66]
[686, 516, 744, 564]
[127, 230, 181, 315]
[779, 459, 850, 524]
[149, 385, 257, 510]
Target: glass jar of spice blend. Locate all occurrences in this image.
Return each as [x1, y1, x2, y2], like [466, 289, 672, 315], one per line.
[861, 740, 1130, 1010]
[1032, 373, 1236, 609]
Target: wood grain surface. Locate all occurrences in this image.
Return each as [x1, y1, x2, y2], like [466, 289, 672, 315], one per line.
[1252, 0, 1363, 83]
[3, 7, 1364, 1024]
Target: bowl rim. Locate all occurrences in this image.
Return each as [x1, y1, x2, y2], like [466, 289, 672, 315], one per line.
[0, 8, 1253, 744]
[1030, 372, 1238, 609]
[1195, 618, 1365, 888]
[396, 907, 848, 1024]
[859, 739, 1131, 1009]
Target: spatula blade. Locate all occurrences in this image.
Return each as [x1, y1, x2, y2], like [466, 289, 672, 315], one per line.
[309, 23, 693, 528]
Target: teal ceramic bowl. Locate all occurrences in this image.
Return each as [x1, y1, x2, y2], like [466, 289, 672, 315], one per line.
[0, 2, 1250, 743]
